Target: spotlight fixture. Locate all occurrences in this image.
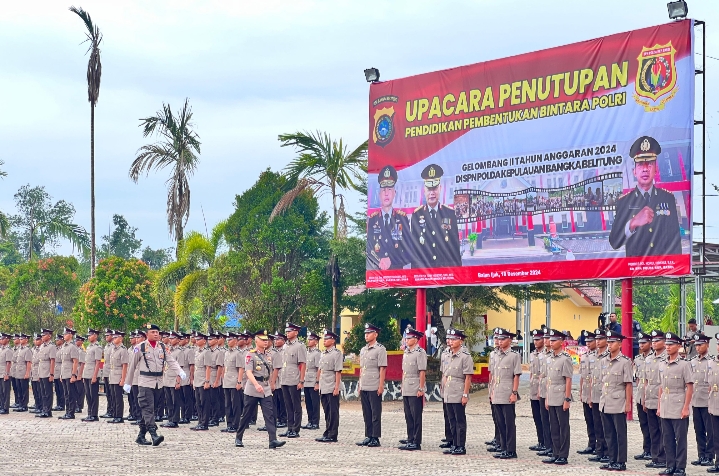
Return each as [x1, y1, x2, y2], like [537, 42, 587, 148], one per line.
[364, 67, 380, 83]
[667, 0, 688, 20]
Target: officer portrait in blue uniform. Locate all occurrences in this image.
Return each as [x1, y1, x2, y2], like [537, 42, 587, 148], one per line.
[609, 136, 682, 257]
[366, 165, 411, 270]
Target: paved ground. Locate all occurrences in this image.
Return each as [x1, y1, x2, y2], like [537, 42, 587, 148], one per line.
[0, 380, 710, 476]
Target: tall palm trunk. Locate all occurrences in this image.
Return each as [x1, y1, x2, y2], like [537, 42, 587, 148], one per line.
[90, 103, 96, 277]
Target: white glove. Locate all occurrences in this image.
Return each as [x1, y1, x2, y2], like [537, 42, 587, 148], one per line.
[123, 384, 131, 393]
[179, 371, 187, 380]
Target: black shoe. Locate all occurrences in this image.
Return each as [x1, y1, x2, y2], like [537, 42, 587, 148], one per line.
[190, 415, 198, 421]
[485, 439, 497, 446]
[81, 416, 98, 422]
[36, 413, 51, 418]
[53, 406, 64, 412]
[703, 458, 716, 467]
[610, 463, 626, 471]
[190, 425, 208, 431]
[302, 424, 313, 430]
[29, 409, 41, 414]
[100, 413, 113, 418]
[499, 452, 517, 459]
[0, 410, 8, 414]
[542, 457, 558, 464]
[257, 426, 267, 432]
[235, 437, 244, 447]
[530, 444, 545, 451]
[10, 403, 18, 408]
[402, 443, 421, 451]
[287, 431, 300, 438]
[131, 420, 140, 425]
[707, 465, 719, 473]
[493, 451, 507, 459]
[308, 423, 320, 430]
[658, 468, 676, 475]
[695, 459, 706, 466]
[600, 462, 614, 470]
[598, 456, 611, 463]
[148, 426, 164, 446]
[269, 440, 286, 449]
[647, 461, 667, 468]
[367, 438, 380, 447]
[672, 470, 685, 475]
[486, 445, 502, 452]
[220, 427, 236, 433]
[635, 452, 651, 460]
[208, 420, 219, 427]
[13, 407, 27, 412]
[127, 416, 137, 422]
[279, 431, 290, 437]
[399, 439, 409, 444]
[439, 442, 453, 449]
[537, 450, 553, 457]
[443, 446, 456, 455]
[136, 428, 152, 446]
[554, 458, 568, 465]
[356, 437, 372, 446]
[58, 414, 75, 420]
[160, 422, 179, 428]
[108, 417, 124, 423]
[451, 446, 466, 455]
[249, 420, 256, 425]
[577, 446, 595, 455]
[276, 422, 287, 428]
[218, 417, 225, 422]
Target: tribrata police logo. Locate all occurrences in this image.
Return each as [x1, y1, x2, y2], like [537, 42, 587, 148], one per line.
[633, 41, 678, 112]
[372, 95, 399, 147]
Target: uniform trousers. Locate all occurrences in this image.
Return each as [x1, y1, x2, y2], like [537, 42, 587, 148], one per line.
[662, 417, 689, 470]
[84, 378, 99, 417]
[180, 385, 193, 420]
[17, 378, 29, 408]
[582, 402, 596, 449]
[304, 386, 320, 426]
[693, 406, 714, 460]
[54, 378, 65, 409]
[490, 403, 500, 442]
[129, 385, 140, 419]
[61, 378, 77, 415]
[193, 387, 210, 427]
[188, 384, 197, 417]
[402, 395, 423, 445]
[281, 385, 303, 433]
[164, 386, 181, 424]
[636, 402, 651, 454]
[102, 377, 112, 415]
[0, 378, 10, 410]
[446, 402, 468, 447]
[210, 386, 222, 422]
[495, 403, 517, 453]
[710, 414, 719, 460]
[273, 387, 287, 424]
[237, 393, 276, 441]
[360, 390, 383, 438]
[530, 399, 544, 445]
[155, 384, 166, 419]
[10, 377, 18, 404]
[601, 411, 628, 463]
[31, 380, 41, 408]
[538, 397, 552, 452]
[74, 379, 84, 410]
[646, 407, 666, 462]
[591, 403, 607, 457]
[548, 405, 571, 459]
[137, 385, 162, 428]
[226, 388, 243, 429]
[39, 377, 53, 414]
[443, 403, 452, 442]
[110, 383, 124, 419]
[321, 393, 340, 439]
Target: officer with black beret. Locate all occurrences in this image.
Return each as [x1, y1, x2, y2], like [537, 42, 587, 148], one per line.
[609, 136, 682, 257]
[367, 165, 411, 270]
[409, 164, 462, 269]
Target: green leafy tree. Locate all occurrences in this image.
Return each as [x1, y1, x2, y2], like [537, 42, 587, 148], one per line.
[272, 131, 367, 332]
[141, 246, 172, 270]
[99, 214, 142, 259]
[70, 6, 102, 277]
[129, 98, 201, 255]
[10, 185, 89, 259]
[0, 256, 80, 333]
[73, 256, 157, 332]
[342, 288, 413, 354]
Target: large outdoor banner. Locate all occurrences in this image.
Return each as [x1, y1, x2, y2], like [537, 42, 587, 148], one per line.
[366, 20, 694, 288]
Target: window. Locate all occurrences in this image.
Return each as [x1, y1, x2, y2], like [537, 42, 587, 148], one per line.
[561, 214, 568, 229]
[576, 213, 584, 227]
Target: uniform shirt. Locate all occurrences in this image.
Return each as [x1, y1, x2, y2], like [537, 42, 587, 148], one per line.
[82, 342, 103, 380]
[58, 343, 79, 380]
[690, 353, 712, 408]
[490, 348, 521, 404]
[208, 347, 221, 383]
[658, 356, 692, 419]
[598, 352, 632, 414]
[126, 341, 182, 389]
[31, 347, 40, 381]
[214, 347, 226, 384]
[101, 343, 113, 379]
[192, 347, 211, 387]
[10, 347, 18, 378]
[401, 345, 427, 397]
[108, 344, 129, 385]
[359, 342, 388, 392]
[15, 346, 32, 379]
[173, 346, 190, 386]
[77, 347, 86, 378]
[238, 347, 250, 386]
[685, 330, 698, 360]
[529, 349, 543, 401]
[182, 346, 195, 386]
[706, 356, 719, 416]
[442, 347, 473, 404]
[55, 345, 63, 378]
[163, 345, 182, 388]
[633, 352, 649, 405]
[38, 342, 57, 379]
[366, 208, 410, 270]
[644, 350, 666, 410]
[304, 347, 321, 388]
[318, 347, 343, 395]
[409, 203, 462, 268]
[538, 348, 550, 399]
[279, 339, 307, 387]
[579, 349, 594, 404]
[272, 346, 284, 383]
[487, 348, 496, 401]
[589, 349, 607, 404]
[0, 346, 12, 378]
[546, 350, 574, 407]
[222, 347, 241, 389]
[244, 349, 273, 398]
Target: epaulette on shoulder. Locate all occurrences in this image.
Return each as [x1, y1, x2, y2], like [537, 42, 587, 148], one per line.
[689, 355, 698, 361]
[332, 348, 341, 353]
[414, 205, 425, 213]
[560, 351, 571, 357]
[461, 349, 471, 355]
[370, 211, 380, 217]
[250, 349, 257, 353]
[396, 210, 407, 217]
[599, 351, 609, 357]
[511, 349, 520, 354]
[376, 343, 385, 348]
[619, 355, 630, 360]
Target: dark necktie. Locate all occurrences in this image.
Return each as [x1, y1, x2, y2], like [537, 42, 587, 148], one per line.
[384, 214, 390, 227]
[430, 210, 436, 219]
[644, 192, 650, 206]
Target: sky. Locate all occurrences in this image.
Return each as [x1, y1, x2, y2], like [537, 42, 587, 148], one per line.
[1, 0, 718, 255]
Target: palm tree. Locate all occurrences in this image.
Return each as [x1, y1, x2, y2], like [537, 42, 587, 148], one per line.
[0, 160, 8, 238]
[70, 6, 102, 277]
[157, 222, 225, 331]
[130, 99, 201, 256]
[272, 131, 367, 332]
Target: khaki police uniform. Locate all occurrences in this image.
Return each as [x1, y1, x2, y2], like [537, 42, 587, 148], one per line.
[182, 344, 196, 420]
[658, 353, 693, 472]
[236, 348, 278, 443]
[546, 349, 573, 460]
[37, 342, 57, 415]
[108, 343, 128, 421]
[53, 342, 65, 411]
[359, 341, 388, 440]
[280, 339, 307, 434]
[58, 342, 79, 416]
[401, 344, 427, 447]
[705, 355, 719, 467]
[488, 347, 501, 446]
[691, 351, 714, 464]
[579, 348, 596, 452]
[31, 345, 41, 411]
[599, 351, 633, 465]
[82, 341, 102, 419]
[633, 350, 652, 457]
[536, 347, 553, 454]
[303, 346, 321, 428]
[589, 349, 608, 459]
[15, 344, 32, 409]
[271, 346, 287, 426]
[528, 344, 546, 449]
[222, 346, 242, 430]
[209, 345, 224, 423]
[317, 346, 343, 440]
[158, 345, 181, 426]
[491, 347, 521, 455]
[0, 344, 12, 412]
[102, 341, 114, 417]
[75, 345, 86, 412]
[192, 345, 212, 428]
[644, 349, 667, 465]
[442, 346, 473, 451]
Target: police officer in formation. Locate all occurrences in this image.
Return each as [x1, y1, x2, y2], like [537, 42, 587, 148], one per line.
[489, 328, 521, 459]
[690, 333, 714, 467]
[634, 331, 653, 461]
[356, 323, 387, 448]
[541, 329, 573, 466]
[314, 330, 343, 443]
[302, 330, 321, 430]
[705, 333, 719, 473]
[441, 328, 473, 455]
[645, 330, 668, 469]
[578, 330, 597, 455]
[528, 328, 547, 452]
[588, 328, 609, 463]
[399, 327, 427, 451]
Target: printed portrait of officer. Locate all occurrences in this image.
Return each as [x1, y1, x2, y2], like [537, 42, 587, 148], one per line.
[366, 165, 411, 270]
[409, 164, 462, 268]
[608, 136, 682, 257]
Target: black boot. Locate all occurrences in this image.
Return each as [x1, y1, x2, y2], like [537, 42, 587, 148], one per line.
[148, 425, 164, 446]
[135, 425, 152, 446]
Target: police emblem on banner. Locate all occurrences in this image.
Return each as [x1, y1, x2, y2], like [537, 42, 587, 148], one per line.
[633, 41, 678, 112]
[372, 95, 399, 147]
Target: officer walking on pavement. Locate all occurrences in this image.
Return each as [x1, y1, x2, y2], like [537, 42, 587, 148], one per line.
[356, 323, 387, 448]
[689, 333, 714, 467]
[314, 330, 343, 443]
[399, 327, 427, 451]
[543, 329, 573, 466]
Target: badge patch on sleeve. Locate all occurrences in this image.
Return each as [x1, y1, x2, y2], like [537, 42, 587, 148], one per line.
[245, 354, 252, 365]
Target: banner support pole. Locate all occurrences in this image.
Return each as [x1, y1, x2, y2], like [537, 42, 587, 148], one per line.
[416, 288, 427, 350]
[621, 278, 633, 421]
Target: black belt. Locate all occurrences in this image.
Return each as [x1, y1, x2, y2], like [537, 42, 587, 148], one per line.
[255, 377, 267, 382]
[140, 371, 163, 377]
